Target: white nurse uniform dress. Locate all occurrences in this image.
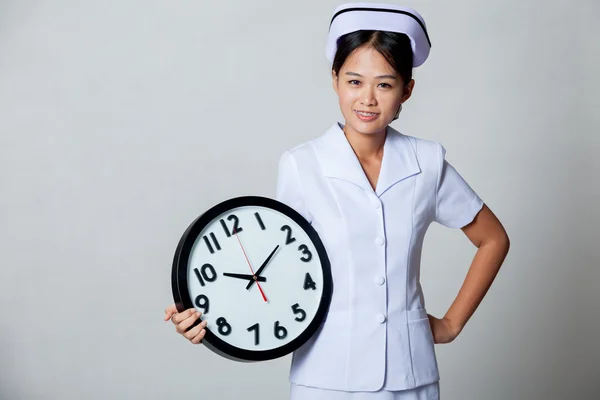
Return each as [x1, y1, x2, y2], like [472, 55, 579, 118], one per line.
[275, 122, 484, 399]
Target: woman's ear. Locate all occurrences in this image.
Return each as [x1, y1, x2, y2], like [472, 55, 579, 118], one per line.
[402, 79, 415, 103]
[332, 70, 339, 94]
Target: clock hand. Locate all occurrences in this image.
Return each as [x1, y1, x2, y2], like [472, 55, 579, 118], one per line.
[246, 245, 280, 290]
[233, 228, 268, 302]
[223, 272, 267, 282]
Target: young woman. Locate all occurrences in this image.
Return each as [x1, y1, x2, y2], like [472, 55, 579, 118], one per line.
[164, 3, 510, 399]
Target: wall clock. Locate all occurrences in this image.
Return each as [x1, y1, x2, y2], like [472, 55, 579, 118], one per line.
[172, 196, 332, 361]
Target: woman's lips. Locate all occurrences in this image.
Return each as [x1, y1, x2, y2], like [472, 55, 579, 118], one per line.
[355, 110, 380, 122]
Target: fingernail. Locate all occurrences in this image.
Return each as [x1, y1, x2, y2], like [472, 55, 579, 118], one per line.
[197, 311, 201, 317]
[202, 320, 207, 327]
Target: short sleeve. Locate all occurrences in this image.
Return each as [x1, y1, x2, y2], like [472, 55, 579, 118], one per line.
[434, 144, 484, 228]
[275, 151, 312, 223]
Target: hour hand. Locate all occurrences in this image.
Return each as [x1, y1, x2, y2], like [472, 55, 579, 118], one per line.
[222, 272, 266, 282]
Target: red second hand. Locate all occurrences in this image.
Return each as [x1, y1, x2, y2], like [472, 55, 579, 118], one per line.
[233, 229, 267, 302]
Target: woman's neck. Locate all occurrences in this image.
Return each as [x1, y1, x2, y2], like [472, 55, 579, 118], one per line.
[342, 124, 387, 161]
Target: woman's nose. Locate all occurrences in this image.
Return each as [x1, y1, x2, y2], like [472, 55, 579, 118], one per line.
[360, 86, 377, 106]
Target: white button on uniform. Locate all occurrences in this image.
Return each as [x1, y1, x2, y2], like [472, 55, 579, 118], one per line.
[373, 198, 381, 209]
[375, 314, 387, 324]
[374, 276, 385, 286]
[375, 237, 385, 246]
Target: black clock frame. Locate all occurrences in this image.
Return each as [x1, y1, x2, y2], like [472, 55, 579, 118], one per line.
[171, 195, 333, 362]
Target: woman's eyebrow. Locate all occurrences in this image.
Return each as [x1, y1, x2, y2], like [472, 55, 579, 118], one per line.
[344, 71, 398, 79]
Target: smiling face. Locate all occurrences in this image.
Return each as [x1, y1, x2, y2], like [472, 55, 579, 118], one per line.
[332, 45, 414, 136]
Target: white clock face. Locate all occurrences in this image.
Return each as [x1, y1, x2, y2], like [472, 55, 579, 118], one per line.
[180, 201, 329, 358]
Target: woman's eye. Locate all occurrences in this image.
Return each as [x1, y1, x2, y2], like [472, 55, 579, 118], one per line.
[379, 83, 392, 88]
[349, 80, 360, 85]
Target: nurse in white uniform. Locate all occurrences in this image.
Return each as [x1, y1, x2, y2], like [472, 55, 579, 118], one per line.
[165, 3, 510, 399]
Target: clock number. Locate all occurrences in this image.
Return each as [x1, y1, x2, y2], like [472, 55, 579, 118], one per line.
[216, 317, 232, 336]
[281, 225, 296, 245]
[220, 214, 243, 237]
[247, 323, 260, 346]
[304, 273, 317, 290]
[203, 233, 221, 254]
[274, 320, 288, 340]
[194, 294, 210, 315]
[194, 263, 217, 287]
[291, 303, 306, 322]
[298, 244, 312, 262]
[254, 212, 266, 230]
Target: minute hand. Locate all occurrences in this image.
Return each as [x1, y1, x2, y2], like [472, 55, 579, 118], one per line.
[246, 245, 280, 290]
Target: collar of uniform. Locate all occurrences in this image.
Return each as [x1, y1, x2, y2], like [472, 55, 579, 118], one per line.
[316, 122, 421, 196]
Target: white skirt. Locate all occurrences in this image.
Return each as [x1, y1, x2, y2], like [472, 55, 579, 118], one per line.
[289, 381, 440, 400]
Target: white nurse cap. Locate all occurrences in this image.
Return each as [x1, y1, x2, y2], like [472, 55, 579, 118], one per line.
[325, 3, 432, 67]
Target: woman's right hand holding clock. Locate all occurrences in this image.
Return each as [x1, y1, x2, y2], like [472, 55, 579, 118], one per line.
[164, 304, 207, 344]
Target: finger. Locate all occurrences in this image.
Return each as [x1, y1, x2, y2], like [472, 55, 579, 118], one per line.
[164, 304, 178, 321]
[184, 320, 208, 341]
[172, 308, 199, 325]
[190, 327, 207, 344]
[175, 311, 202, 334]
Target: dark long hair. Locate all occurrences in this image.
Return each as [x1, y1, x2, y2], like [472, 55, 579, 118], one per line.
[332, 30, 413, 85]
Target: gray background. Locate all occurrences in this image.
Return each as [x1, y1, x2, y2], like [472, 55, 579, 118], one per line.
[1, 0, 599, 399]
